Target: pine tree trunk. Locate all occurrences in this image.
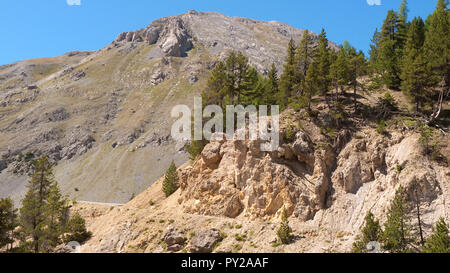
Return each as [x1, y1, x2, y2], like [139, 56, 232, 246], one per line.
[414, 184, 425, 246]
[426, 65, 449, 125]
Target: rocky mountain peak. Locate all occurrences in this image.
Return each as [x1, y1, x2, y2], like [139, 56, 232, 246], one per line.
[113, 10, 330, 72]
[116, 15, 193, 57]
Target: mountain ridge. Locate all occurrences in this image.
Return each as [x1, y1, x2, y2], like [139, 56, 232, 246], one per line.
[0, 10, 328, 205]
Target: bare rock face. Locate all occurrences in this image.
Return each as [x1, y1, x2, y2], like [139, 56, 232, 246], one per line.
[331, 133, 397, 194]
[116, 32, 127, 42]
[126, 32, 134, 42]
[157, 18, 193, 57]
[178, 127, 331, 221]
[291, 131, 315, 167]
[177, 115, 448, 229]
[71, 70, 86, 81]
[115, 17, 193, 58]
[143, 26, 160, 44]
[188, 229, 222, 253]
[60, 127, 95, 160]
[336, 155, 362, 194]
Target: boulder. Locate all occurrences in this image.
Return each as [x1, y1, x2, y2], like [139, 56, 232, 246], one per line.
[150, 69, 166, 86]
[201, 141, 222, 168]
[161, 227, 185, 251]
[188, 229, 222, 253]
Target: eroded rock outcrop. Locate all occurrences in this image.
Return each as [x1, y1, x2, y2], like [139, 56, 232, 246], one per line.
[115, 17, 193, 57]
[178, 125, 339, 221]
[177, 114, 448, 228]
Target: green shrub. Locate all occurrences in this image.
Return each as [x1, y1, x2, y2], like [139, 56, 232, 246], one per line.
[271, 241, 281, 247]
[422, 218, 450, 253]
[377, 120, 388, 135]
[321, 127, 336, 138]
[419, 125, 442, 160]
[185, 140, 208, 161]
[374, 93, 398, 119]
[63, 213, 92, 244]
[352, 211, 382, 253]
[162, 161, 179, 197]
[285, 125, 296, 142]
[234, 233, 247, 242]
[277, 208, 292, 245]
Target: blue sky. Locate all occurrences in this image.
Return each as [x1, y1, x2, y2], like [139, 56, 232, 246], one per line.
[0, 0, 438, 65]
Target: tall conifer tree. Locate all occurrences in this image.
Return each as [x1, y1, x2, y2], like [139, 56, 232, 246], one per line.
[377, 10, 402, 89]
[423, 0, 449, 122]
[19, 157, 67, 253]
[295, 30, 315, 88]
[279, 39, 298, 106]
[382, 186, 413, 253]
[0, 198, 18, 252]
[316, 29, 331, 102]
[401, 17, 430, 111]
[423, 218, 450, 253]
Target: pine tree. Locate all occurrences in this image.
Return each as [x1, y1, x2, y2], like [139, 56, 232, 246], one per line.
[423, 0, 449, 122]
[162, 161, 179, 197]
[267, 63, 279, 105]
[401, 17, 430, 112]
[377, 10, 402, 89]
[412, 181, 425, 246]
[241, 67, 267, 105]
[0, 198, 18, 252]
[203, 51, 255, 107]
[63, 213, 92, 244]
[397, 0, 409, 54]
[303, 60, 320, 111]
[382, 186, 413, 253]
[203, 61, 227, 107]
[352, 211, 382, 253]
[316, 29, 331, 102]
[369, 28, 382, 66]
[277, 208, 292, 244]
[347, 45, 367, 112]
[225, 52, 239, 104]
[279, 39, 298, 107]
[15, 156, 87, 253]
[234, 52, 250, 104]
[422, 217, 450, 253]
[330, 47, 350, 101]
[44, 183, 69, 250]
[19, 157, 55, 253]
[295, 30, 315, 89]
